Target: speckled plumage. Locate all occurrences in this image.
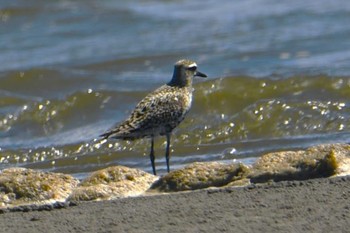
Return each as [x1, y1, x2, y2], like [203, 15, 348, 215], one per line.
[101, 59, 207, 175]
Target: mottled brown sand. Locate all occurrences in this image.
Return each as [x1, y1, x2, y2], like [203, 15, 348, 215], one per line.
[0, 176, 349, 233]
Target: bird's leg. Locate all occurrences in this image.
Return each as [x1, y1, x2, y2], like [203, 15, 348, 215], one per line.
[165, 133, 171, 173]
[150, 136, 156, 175]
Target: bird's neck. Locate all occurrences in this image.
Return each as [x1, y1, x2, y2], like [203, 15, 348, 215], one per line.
[168, 70, 192, 88]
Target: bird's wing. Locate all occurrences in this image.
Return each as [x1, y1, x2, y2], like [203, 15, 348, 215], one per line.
[100, 86, 189, 139]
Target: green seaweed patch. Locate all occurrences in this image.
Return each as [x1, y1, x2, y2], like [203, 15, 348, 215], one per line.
[68, 184, 111, 202]
[0, 168, 78, 207]
[249, 145, 341, 183]
[69, 166, 158, 201]
[150, 162, 250, 192]
[79, 165, 153, 186]
[315, 149, 338, 176]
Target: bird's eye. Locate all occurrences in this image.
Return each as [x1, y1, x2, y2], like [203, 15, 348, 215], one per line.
[187, 66, 197, 71]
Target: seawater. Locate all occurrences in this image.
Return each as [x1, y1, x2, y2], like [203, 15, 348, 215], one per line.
[1, 0, 350, 177]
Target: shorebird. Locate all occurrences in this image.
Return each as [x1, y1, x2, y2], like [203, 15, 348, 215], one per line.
[100, 59, 207, 175]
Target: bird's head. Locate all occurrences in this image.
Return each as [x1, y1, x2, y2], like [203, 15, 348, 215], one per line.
[169, 59, 207, 87]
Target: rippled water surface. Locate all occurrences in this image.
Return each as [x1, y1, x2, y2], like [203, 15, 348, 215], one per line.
[1, 0, 350, 177]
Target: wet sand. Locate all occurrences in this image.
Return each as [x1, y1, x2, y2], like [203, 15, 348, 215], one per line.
[0, 176, 349, 233]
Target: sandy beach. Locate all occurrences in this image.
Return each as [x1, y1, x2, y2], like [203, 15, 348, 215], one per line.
[0, 175, 349, 233]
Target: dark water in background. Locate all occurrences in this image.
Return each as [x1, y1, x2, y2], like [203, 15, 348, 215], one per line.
[1, 0, 350, 177]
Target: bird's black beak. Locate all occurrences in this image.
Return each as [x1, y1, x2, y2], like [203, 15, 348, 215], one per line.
[195, 70, 207, 78]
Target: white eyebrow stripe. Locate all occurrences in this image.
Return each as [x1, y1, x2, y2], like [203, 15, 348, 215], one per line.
[188, 63, 197, 68]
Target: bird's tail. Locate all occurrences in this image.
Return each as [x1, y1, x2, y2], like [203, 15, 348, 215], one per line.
[99, 130, 115, 139]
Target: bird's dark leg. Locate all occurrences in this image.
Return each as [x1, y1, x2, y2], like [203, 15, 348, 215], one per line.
[165, 133, 171, 173]
[150, 136, 156, 175]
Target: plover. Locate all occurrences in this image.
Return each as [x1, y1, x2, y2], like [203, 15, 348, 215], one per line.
[100, 59, 207, 175]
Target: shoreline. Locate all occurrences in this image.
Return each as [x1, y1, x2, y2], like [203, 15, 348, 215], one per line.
[0, 175, 349, 233]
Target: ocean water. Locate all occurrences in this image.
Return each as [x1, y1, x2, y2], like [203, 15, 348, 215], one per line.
[1, 0, 350, 177]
